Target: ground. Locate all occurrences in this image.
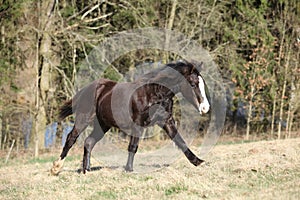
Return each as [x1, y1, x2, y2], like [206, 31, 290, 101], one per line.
[0, 138, 299, 200]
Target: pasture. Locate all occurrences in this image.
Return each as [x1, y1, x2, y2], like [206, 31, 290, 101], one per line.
[0, 138, 299, 200]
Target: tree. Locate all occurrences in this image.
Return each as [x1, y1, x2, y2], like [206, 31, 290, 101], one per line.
[0, 0, 300, 154]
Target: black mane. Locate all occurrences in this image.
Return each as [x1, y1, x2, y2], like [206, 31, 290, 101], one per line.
[137, 60, 199, 84]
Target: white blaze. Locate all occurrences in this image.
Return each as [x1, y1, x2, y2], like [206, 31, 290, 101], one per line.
[198, 76, 210, 114]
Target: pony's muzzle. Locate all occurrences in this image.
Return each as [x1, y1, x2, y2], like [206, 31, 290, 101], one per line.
[199, 101, 210, 115]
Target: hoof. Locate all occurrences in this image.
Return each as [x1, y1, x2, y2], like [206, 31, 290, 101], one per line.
[191, 157, 205, 166]
[50, 168, 60, 176]
[82, 167, 91, 174]
[124, 166, 133, 172]
[50, 158, 64, 176]
[82, 162, 91, 174]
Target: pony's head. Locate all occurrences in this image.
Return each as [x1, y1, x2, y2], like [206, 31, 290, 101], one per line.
[174, 61, 210, 115]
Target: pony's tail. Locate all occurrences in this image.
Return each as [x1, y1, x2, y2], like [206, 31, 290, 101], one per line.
[59, 99, 73, 120]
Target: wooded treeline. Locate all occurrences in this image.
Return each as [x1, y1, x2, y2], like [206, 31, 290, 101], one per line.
[0, 0, 299, 154]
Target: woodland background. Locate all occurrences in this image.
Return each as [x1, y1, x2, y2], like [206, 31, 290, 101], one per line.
[0, 0, 299, 156]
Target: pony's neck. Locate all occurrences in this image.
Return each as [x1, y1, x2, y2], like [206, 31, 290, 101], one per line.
[149, 83, 176, 100]
[171, 84, 180, 95]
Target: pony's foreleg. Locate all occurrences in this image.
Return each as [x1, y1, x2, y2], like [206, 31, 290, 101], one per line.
[125, 136, 140, 172]
[160, 118, 204, 166]
[82, 121, 109, 174]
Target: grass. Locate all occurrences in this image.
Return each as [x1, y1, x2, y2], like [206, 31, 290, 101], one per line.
[26, 154, 81, 164]
[0, 138, 299, 200]
[164, 183, 188, 196]
[94, 190, 118, 199]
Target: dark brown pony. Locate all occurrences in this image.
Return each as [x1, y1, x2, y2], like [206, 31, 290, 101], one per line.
[51, 61, 210, 175]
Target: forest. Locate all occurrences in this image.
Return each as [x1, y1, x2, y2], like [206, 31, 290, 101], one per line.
[0, 0, 299, 156]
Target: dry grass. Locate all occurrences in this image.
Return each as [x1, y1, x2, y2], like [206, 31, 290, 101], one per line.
[0, 138, 299, 200]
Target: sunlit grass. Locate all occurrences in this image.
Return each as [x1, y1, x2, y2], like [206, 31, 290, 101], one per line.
[0, 138, 299, 199]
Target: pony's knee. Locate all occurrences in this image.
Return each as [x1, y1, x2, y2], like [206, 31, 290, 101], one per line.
[84, 137, 95, 151]
[128, 144, 139, 153]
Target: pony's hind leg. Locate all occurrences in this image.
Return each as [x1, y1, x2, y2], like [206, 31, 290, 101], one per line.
[50, 116, 88, 175]
[50, 126, 81, 175]
[82, 120, 110, 174]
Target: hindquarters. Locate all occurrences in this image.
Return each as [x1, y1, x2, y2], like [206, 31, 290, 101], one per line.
[51, 79, 117, 175]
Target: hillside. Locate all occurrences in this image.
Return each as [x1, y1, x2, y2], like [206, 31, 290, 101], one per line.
[0, 138, 299, 200]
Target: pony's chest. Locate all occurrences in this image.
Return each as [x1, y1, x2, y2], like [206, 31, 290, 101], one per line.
[136, 98, 173, 127]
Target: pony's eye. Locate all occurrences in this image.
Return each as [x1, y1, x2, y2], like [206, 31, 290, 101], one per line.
[191, 84, 196, 88]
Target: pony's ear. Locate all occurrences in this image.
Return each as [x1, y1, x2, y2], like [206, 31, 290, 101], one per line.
[198, 62, 204, 71]
[188, 61, 201, 75]
[191, 60, 204, 73]
[190, 63, 196, 74]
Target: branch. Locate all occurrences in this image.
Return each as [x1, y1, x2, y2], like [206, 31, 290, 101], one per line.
[54, 13, 112, 35]
[66, 4, 91, 21]
[53, 66, 75, 98]
[83, 23, 110, 30]
[83, 12, 113, 23]
[5, 139, 15, 164]
[81, 4, 101, 20]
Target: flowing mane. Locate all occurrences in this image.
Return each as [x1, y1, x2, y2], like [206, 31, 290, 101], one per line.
[137, 60, 199, 85]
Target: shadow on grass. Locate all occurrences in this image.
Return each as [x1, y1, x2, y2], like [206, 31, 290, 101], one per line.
[75, 166, 120, 174]
[63, 163, 171, 174]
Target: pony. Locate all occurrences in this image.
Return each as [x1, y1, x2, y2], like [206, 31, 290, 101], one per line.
[51, 60, 210, 175]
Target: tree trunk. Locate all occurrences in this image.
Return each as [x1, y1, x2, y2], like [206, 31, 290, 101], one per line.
[270, 93, 276, 137]
[277, 49, 290, 139]
[277, 75, 285, 140]
[287, 77, 300, 138]
[286, 89, 292, 138]
[270, 70, 277, 137]
[163, 0, 177, 62]
[34, 0, 57, 156]
[246, 84, 255, 140]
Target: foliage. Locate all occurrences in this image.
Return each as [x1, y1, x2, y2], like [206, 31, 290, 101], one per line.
[0, 0, 299, 150]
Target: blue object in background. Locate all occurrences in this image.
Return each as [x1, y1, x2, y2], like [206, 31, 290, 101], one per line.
[62, 122, 73, 147]
[44, 122, 58, 148]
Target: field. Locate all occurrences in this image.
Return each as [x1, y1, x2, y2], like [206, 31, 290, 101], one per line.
[0, 138, 299, 200]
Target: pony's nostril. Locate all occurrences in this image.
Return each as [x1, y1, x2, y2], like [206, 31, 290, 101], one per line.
[203, 107, 209, 113]
[199, 103, 210, 114]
